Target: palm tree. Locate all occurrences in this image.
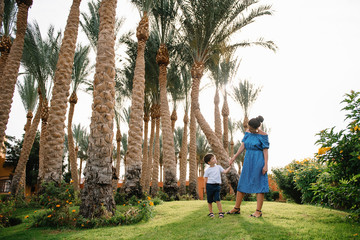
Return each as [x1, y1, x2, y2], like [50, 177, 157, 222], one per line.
[150, 103, 160, 196]
[80, 0, 117, 219]
[9, 75, 38, 195]
[140, 95, 150, 189]
[228, 117, 236, 156]
[76, 126, 89, 184]
[112, 109, 122, 190]
[151, 0, 180, 197]
[80, 0, 123, 54]
[123, 0, 152, 199]
[196, 127, 210, 178]
[0, 0, 32, 148]
[177, 0, 276, 194]
[67, 44, 91, 191]
[43, 0, 82, 184]
[231, 79, 262, 130]
[168, 63, 184, 132]
[0, 0, 17, 84]
[179, 65, 191, 195]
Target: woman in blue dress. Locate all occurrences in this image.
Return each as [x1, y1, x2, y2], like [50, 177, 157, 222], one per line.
[227, 116, 269, 217]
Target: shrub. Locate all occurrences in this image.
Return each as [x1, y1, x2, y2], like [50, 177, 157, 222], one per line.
[314, 91, 360, 221]
[272, 160, 303, 203]
[0, 196, 21, 228]
[223, 193, 236, 201]
[36, 181, 76, 208]
[293, 159, 325, 203]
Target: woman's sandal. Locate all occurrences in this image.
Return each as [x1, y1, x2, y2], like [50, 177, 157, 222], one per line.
[250, 209, 262, 218]
[226, 207, 240, 214]
[219, 212, 225, 218]
[208, 212, 215, 218]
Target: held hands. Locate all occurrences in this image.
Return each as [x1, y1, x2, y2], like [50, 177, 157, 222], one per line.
[229, 157, 235, 166]
[262, 165, 268, 175]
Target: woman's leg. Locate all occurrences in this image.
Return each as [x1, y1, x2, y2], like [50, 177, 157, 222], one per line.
[228, 191, 245, 213]
[251, 193, 264, 217]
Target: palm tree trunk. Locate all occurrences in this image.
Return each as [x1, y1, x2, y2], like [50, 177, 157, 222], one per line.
[222, 93, 229, 152]
[78, 158, 83, 184]
[157, 44, 178, 198]
[145, 106, 155, 193]
[179, 112, 188, 195]
[80, 0, 117, 219]
[24, 111, 33, 132]
[190, 62, 239, 193]
[0, 50, 10, 83]
[214, 88, 222, 141]
[188, 62, 205, 199]
[230, 138, 234, 157]
[38, 99, 49, 184]
[67, 92, 79, 191]
[43, 0, 81, 183]
[112, 129, 121, 190]
[124, 13, 149, 199]
[150, 113, 160, 196]
[10, 96, 42, 195]
[194, 108, 239, 193]
[19, 111, 33, 195]
[0, 1, 31, 147]
[140, 114, 149, 189]
[171, 108, 177, 133]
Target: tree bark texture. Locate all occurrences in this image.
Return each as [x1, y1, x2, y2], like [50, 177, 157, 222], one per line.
[214, 88, 222, 142]
[0, 2, 30, 148]
[150, 112, 160, 196]
[38, 99, 49, 184]
[80, 0, 117, 219]
[112, 128, 121, 190]
[10, 96, 42, 195]
[179, 112, 189, 195]
[157, 44, 178, 198]
[67, 92, 79, 191]
[188, 62, 204, 199]
[124, 13, 149, 199]
[140, 114, 149, 189]
[43, 0, 81, 183]
[222, 93, 229, 153]
[144, 106, 155, 193]
[171, 108, 177, 133]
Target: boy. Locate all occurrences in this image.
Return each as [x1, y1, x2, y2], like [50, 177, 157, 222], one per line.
[203, 153, 233, 219]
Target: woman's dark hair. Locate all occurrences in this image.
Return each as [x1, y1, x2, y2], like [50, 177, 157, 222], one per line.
[248, 115, 264, 129]
[204, 153, 214, 164]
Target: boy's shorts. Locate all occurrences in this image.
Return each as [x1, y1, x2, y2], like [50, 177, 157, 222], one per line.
[206, 183, 221, 203]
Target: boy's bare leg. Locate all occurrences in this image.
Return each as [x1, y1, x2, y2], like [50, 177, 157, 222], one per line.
[208, 203, 213, 213]
[216, 201, 223, 212]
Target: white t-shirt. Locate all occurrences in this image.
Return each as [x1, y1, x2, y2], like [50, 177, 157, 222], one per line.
[204, 165, 225, 184]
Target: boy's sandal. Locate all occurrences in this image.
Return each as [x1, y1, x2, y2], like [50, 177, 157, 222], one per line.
[226, 207, 240, 214]
[208, 212, 215, 218]
[250, 209, 262, 218]
[219, 212, 225, 218]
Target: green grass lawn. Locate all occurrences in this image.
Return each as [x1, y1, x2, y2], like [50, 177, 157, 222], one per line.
[1, 201, 359, 240]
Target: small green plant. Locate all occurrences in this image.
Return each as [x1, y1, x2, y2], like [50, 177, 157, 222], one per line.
[0, 196, 22, 228]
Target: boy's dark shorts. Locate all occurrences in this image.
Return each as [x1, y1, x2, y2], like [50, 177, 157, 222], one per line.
[206, 183, 221, 203]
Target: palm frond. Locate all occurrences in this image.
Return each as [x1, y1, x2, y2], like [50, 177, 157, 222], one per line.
[16, 74, 38, 112]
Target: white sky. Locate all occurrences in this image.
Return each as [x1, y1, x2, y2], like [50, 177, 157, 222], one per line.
[6, 0, 360, 173]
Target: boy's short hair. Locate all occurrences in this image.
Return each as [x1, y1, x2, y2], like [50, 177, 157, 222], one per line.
[204, 153, 214, 164]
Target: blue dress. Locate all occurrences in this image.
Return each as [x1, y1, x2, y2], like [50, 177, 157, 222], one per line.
[237, 132, 269, 193]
